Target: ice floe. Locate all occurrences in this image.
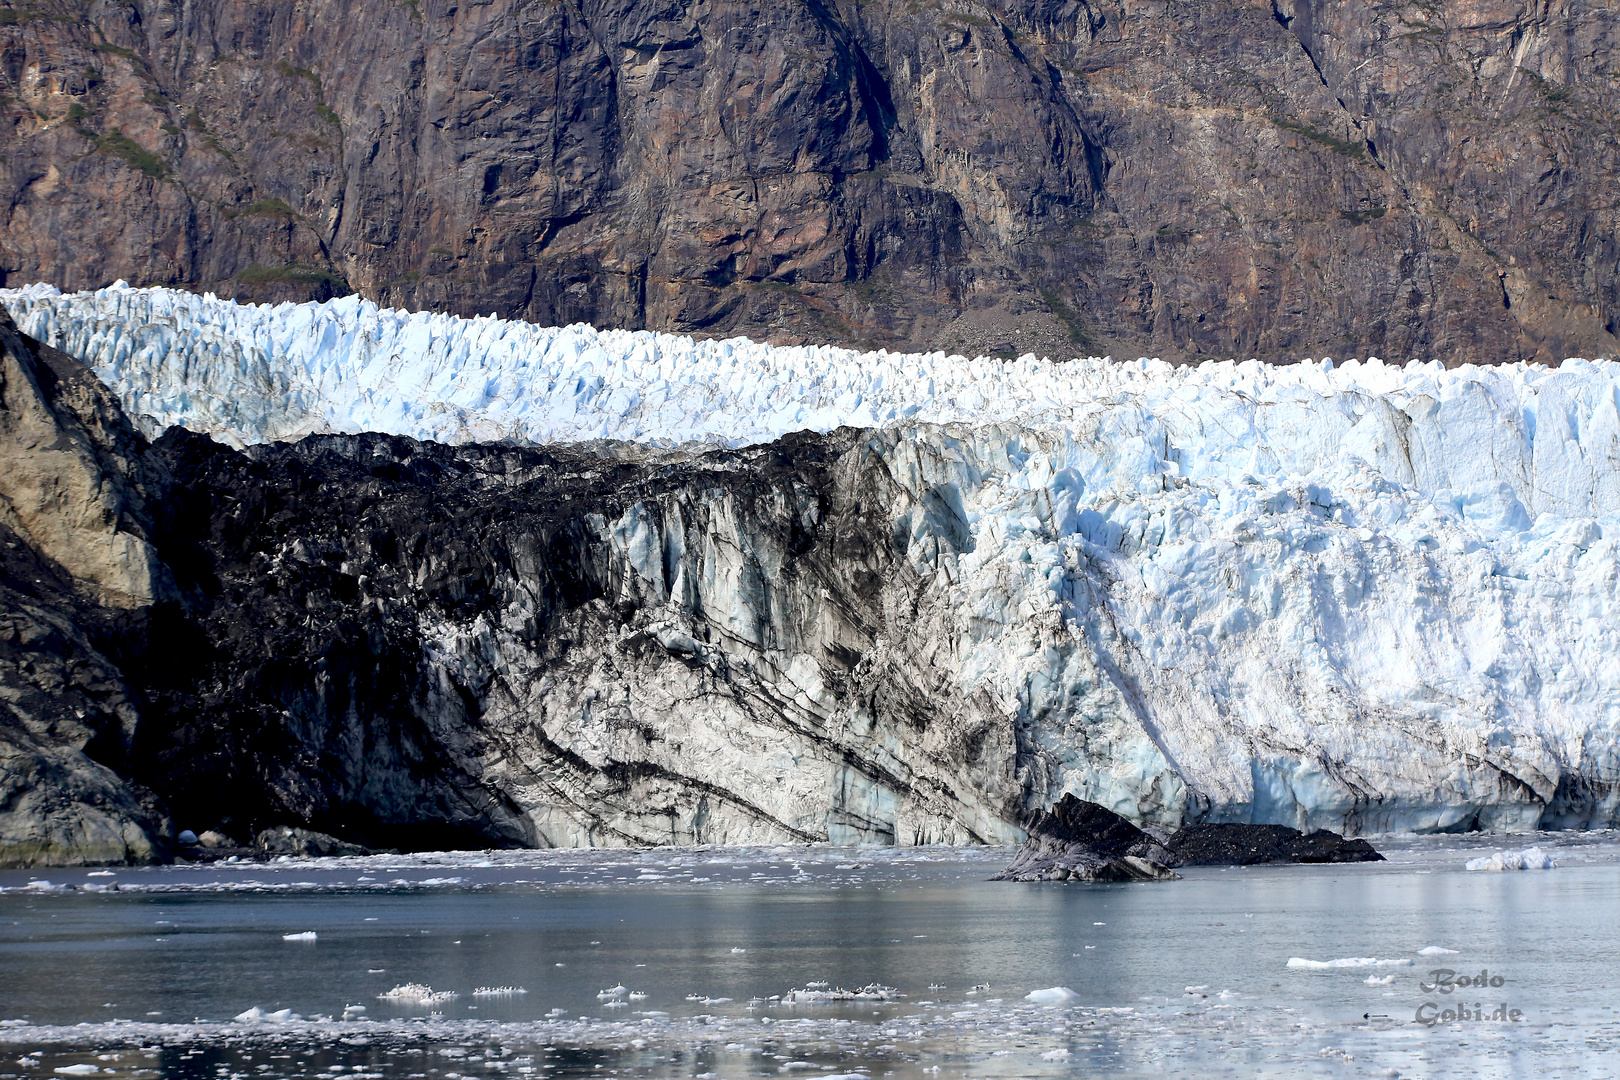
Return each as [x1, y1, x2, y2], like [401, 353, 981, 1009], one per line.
[377, 985, 459, 1005]
[1465, 846, 1557, 871]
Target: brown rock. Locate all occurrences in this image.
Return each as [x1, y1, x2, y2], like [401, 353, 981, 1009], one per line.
[0, 1, 1613, 363]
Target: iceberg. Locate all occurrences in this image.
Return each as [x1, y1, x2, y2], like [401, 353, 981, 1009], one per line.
[1464, 847, 1557, 871]
[7, 284, 1620, 835]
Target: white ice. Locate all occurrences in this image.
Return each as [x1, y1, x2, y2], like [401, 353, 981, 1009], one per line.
[1285, 957, 1414, 970]
[1465, 846, 1557, 871]
[378, 984, 459, 1004]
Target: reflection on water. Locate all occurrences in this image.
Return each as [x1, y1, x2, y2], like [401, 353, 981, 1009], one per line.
[2, 837, 1618, 1077]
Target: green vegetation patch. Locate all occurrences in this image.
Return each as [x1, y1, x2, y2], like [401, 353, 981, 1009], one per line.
[1339, 206, 1388, 225]
[1273, 118, 1367, 160]
[0, 6, 71, 24]
[238, 264, 348, 289]
[1040, 288, 1091, 346]
[231, 197, 298, 219]
[74, 118, 170, 179]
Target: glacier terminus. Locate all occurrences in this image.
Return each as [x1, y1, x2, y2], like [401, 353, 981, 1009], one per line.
[5, 282, 1620, 845]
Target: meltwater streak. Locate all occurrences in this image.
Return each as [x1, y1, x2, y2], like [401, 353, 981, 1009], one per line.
[1, 838, 1618, 1078]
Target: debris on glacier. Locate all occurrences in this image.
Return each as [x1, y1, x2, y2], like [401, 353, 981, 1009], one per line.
[1465, 846, 1557, 871]
[1164, 824, 1383, 865]
[991, 795, 1178, 881]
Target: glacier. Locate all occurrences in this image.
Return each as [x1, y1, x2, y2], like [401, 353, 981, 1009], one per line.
[5, 282, 1620, 836]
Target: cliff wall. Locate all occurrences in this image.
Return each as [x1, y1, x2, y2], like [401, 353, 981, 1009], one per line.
[0, 0, 1614, 362]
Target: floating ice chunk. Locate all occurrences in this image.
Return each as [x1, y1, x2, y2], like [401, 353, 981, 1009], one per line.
[781, 984, 898, 1003]
[281, 931, 318, 941]
[378, 984, 459, 1004]
[470, 987, 527, 997]
[730, 947, 747, 953]
[53, 1066, 100, 1075]
[1025, 987, 1080, 1005]
[1287, 957, 1414, 970]
[1418, 946, 1459, 956]
[1465, 847, 1556, 871]
[597, 985, 628, 999]
[232, 1007, 296, 1022]
[1041, 1049, 1071, 1061]
[1365, 975, 1396, 985]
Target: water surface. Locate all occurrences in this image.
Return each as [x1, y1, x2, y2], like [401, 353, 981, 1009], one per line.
[3, 836, 1618, 1078]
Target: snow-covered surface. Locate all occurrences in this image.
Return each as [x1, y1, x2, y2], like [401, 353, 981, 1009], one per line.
[9, 284, 1620, 832]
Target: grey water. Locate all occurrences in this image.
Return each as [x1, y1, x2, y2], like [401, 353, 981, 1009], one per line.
[2, 836, 1619, 1079]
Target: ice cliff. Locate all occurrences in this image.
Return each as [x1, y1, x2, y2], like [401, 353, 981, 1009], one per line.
[4, 284, 1620, 852]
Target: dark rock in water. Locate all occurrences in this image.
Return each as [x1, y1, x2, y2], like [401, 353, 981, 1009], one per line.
[993, 795, 1178, 883]
[256, 826, 369, 858]
[1166, 824, 1384, 866]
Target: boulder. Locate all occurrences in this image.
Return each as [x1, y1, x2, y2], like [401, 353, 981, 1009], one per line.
[993, 795, 1179, 882]
[1165, 823, 1384, 866]
[255, 825, 369, 858]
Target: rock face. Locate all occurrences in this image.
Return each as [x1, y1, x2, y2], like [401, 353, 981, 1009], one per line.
[992, 794, 1177, 881]
[0, 309, 171, 866]
[1165, 823, 1384, 866]
[0, 1, 1615, 363]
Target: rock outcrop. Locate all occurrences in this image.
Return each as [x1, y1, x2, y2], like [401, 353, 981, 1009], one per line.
[0, 307, 173, 608]
[1164, 823, 1384, 866]
[992, 794, 1177, 882]
[0, 1, 1615, 363]
[0, 310, 171, 866]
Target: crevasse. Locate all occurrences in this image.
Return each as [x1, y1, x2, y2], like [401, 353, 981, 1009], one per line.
[6, 281, 1620, 833]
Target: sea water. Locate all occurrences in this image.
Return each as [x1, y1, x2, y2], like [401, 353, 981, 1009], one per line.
[2, 836, 1618, 1078]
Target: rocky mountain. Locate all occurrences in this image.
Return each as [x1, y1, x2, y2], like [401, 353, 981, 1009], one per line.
[0, 0, 1615, 364]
